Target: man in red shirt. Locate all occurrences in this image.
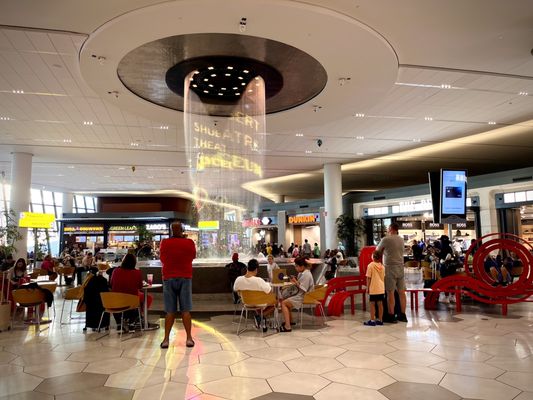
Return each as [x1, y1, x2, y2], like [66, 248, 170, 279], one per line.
[159, 222, 196, 348]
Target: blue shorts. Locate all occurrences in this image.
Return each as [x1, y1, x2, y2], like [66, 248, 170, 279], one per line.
[163, 278, 192, 313]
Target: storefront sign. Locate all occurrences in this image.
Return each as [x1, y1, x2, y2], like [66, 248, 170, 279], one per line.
[64, 225, 104, 234]
[146, 223, 168, 232]
[18, 212, 55, 229]
[398, 221, 422, 230]
[288, 213, 320, 224]
[109, 225, 137, 232]
[198, 220, 220, 230]
[452, 221, 475, 230]
[242, 216, 276, 228]
[425, 222, 444, 230]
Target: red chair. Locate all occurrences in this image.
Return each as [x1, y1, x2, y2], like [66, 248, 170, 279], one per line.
[323, 276, 366, 317]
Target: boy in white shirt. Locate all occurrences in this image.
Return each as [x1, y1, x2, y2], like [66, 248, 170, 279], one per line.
[364, 250, 385, 326]
[233, 259, 273, 331]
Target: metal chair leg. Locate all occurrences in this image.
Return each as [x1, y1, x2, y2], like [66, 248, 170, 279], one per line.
[137, 308, 143, 335]
[36, 305, 41, 333]
[97, 311, 105, 332]
[60, 301, 66, 324]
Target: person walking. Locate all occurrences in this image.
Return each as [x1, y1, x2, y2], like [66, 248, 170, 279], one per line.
[160, 222, 197, 349]
[302, 239, 312, 257]
[376, 222, 408, 323]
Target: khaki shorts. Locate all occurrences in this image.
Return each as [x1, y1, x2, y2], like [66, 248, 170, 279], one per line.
[385, 274, 406, 292]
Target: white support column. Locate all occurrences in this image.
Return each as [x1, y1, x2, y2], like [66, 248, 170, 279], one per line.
[324, 163, 343, 251]
[272, 194, 285, 204]
[9, 152, 32, 260]
[475, 187, 499, 236]
[277, 210, 287, 249]
[319, 206, 326, 256]
[62, 192, 74, 215]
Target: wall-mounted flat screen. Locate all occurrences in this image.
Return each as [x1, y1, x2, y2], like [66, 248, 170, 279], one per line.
[440, 169, 467, 223]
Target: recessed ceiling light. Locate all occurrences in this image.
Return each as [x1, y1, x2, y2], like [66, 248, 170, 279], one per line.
[207, 66, 214, 70]
[233, 87, 238, 90]
[412, 138, 421, 142]
[227, 66, 233, 70]
[225, 73, 231, 76]
[440, 84, 451, 89]
[210, 74, 216, 77]
[354, 113, 365, 118]
[243, 70, 249, 73]
[208, 84, 214, 87]
[424, 116, 433, 121]
[67, 166, 75, 169]
[218, 93, 223, 96]
[305, 150, 312, 154]
[519, 91, 528, 96]
[238, 76, 243, 80]
[295, 133, 304, 137]
[193, 70, 199, 74]
[0, 116, 10, 121]
[192, 84, 198, 88]
[356, 152, 364, 156]
[118, 167, 125, 170]
[203, 90, 209, 93]
[189, 77, 194, 81]
[130, 142, 139, 147]
[488, 121, 496, 125]
[203, 78, 208, 82]
[83, 121, 93, 125]
[159, 126, 169, 130]
[235, 92, 240, 95]
[63, 139, 72, 143]
[12, 90, 24, 94]
[355, 136, 365, 140]
[221, 88, 226, 90]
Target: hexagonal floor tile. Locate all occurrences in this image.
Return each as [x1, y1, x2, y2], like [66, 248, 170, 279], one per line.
[0, 351, 18, 363]
[285, 356, 344, 374]
[251, 393, 315, 400]
[315, 382, 389, 400]
[55, 386, 134, 400]
[268, 372, 329, 395]
[340, 342, 396, 355]
[11, 351, 70, 367]
[386, 350, 445, 366]
[336, 351, 396, 369]
[0, 364, 24, 376]
[431, 360, 504, 378]
[388, 340, 436, 352]
[24, 360, 87, 378]
[322, 367, 396, 390]
[34, 372, 108, 396]
[105, 365, 169, 390]
[132, 381, 201, 400]
[199, 350, 249, 366]
[67, 347, 123, 363]
[84, 357, 141, 375]
[430, 345, 492, 362]
[230, 357, 289, 379]
[140, 351, 200, 370]
[380, 382, 460, 400]
[265, 336, 313, 349]
[221, 338, 269, 353]
[383, 364, 444, 384]
[0, 372, 43, 397]
[245, 347, 302, 362]
[0, 391, 53, 400]
[199, 376, 271, 400]
[440, 373, 521, 400]
[497, 371, 533, 392]
[486, 356, 533, 372]
[299, 344, 347, 358]
[309, 335, 355, 346]
[172, 364, 231, 385]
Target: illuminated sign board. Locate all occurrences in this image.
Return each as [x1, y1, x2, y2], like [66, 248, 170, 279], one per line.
[440, 169, 467, 223]
[146, 223, 168, 232]
[425, 222, 444, 230]
[198, 220, 220, 230]
[242, 217, 276, 228]
[398, 221, 422, 230]
[288, 213, 320, 224]
[64, 225, 104, 234]
[18, 212, 55, 229]
[109, 225, 137, 232]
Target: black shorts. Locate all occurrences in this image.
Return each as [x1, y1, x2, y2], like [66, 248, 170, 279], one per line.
[369, 294, 385, 301]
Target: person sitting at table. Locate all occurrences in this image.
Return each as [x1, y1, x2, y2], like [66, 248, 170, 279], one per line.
[226, 253, 246, 304]
[233, 258, 274, 333]
[266, 254, 279, 282]
[78, 252, 95, 285]
[279, 256, 315, 332]
[110, 253, 152, 331]
[41, 254, 58, 281]
[7, 258, 29, 287]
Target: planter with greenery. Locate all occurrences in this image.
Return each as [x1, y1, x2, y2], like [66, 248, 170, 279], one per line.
[336, 214, 366, 257]
[0, 209, 23, 262]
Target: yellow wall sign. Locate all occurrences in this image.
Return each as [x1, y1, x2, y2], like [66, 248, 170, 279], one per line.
[18, 212, 56, 229]
[198, 220, 220, 230]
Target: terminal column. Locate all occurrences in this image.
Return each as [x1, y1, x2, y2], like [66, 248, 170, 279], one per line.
[323, 163, 342, 251]
[272, 194, 285, 203]
[62, 192, 73, 214]
[277, 210, 287, 250]
[9, 152, 32, 259]
[476, 187, 499, 235]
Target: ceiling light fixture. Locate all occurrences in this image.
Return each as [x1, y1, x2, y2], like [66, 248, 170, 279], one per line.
[440, 84, 452, 89]
[519, 91, 528, 96]
[355, 136, 365, 140]
[0, 116, 10, 121]
[83, 121, 93, 125]
[424, 116, 433, 121]
[63, 139, 72, 143]
[159, 126, 169, 130]
[305, 150, 312, 154]
[12, 90, 24, 94]
[412, 138, 421, 142]
[295, 133, 304, 137]
[130, 142, 139, 147]
[488, 121, 496, 125]
[356, 152, 364, 156]
[354, 113, 365, 118]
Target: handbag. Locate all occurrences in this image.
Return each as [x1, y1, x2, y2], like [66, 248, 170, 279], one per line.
[281, 284, 299, 299]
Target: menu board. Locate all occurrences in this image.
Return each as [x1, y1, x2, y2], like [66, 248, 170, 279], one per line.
[441, 169, 467, 223]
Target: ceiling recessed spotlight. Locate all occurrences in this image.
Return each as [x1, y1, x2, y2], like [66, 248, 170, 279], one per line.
[355, 136, 365, 140]
[356, 152, 364, 156]
[221, 87, 226, 90]
[232, 87, 238, 90]
[488, 121, 496, 125]
[0, 116, 10, 121]
[118, 167, 125, 170]
[203, 90, 209, 93]
[83, 121, 93, 125]
[305, 150, 313, 154]
[241, 82, 246, 86]
[235, 92, 240, 95]
[207, 66, 214, 70]
[12, 90, 24, 94]
[159, 126, 169, 130]
[243, 70, 249, 73]
[189, 77, 194, 81]
[519, 91, 528, 96]
[192, 84, 198, 88]
[203, 78, 209, 82]
[210, 74, 216, 77]
[295, 133, 304, 137]
[440, 84, 452, 89]
[238, 76, 243, 80]
[63, 139, 72, 143]
[355, 113, 365, 118]
[208, 84, 214, 87]
[218, 93, 223, 96]
[412, 138, 421, 142]
[130, 142, 139, 147]
[225, 73, 231, 76]
[227, 66, 233, 70]
[424, 116, 433, 121]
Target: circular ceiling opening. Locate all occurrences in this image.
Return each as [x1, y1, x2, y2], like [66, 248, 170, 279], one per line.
[117, 33, 327, 115]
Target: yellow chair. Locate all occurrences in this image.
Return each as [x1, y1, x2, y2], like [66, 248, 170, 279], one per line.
[299, 285, 328, 328]
[11, 288, 46, 332]
[29, 269, 49, 279]
[237, 290, 277, 336]
[97, 263, 110, 272]
[60, 286, 82, 324]
[97, 292, 143, 338]
[57, 266, 75, 286]
[404, 260, 420, 269]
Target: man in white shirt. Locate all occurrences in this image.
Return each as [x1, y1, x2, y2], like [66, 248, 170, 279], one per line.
[233, 259, 274, 331]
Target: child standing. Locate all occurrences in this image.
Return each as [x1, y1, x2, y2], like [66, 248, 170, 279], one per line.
[364, 250, 385, 326]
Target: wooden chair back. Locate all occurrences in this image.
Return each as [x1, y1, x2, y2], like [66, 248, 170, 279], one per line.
[303, 285, 328, 304]
[405, 260, 419, 269]
[40, 283, 57, 294]
[100, 292, 139, 312]
[240, 290, 276, 306]
[64, 286, 82, 300]
[97, 263, 110, 272]
[12, 288, 45, 306]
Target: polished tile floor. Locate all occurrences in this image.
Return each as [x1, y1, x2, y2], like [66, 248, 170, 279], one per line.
[1, 292, 532, 400]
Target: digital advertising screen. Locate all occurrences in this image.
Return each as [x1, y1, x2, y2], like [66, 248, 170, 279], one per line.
[440, 169, 467, 222]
